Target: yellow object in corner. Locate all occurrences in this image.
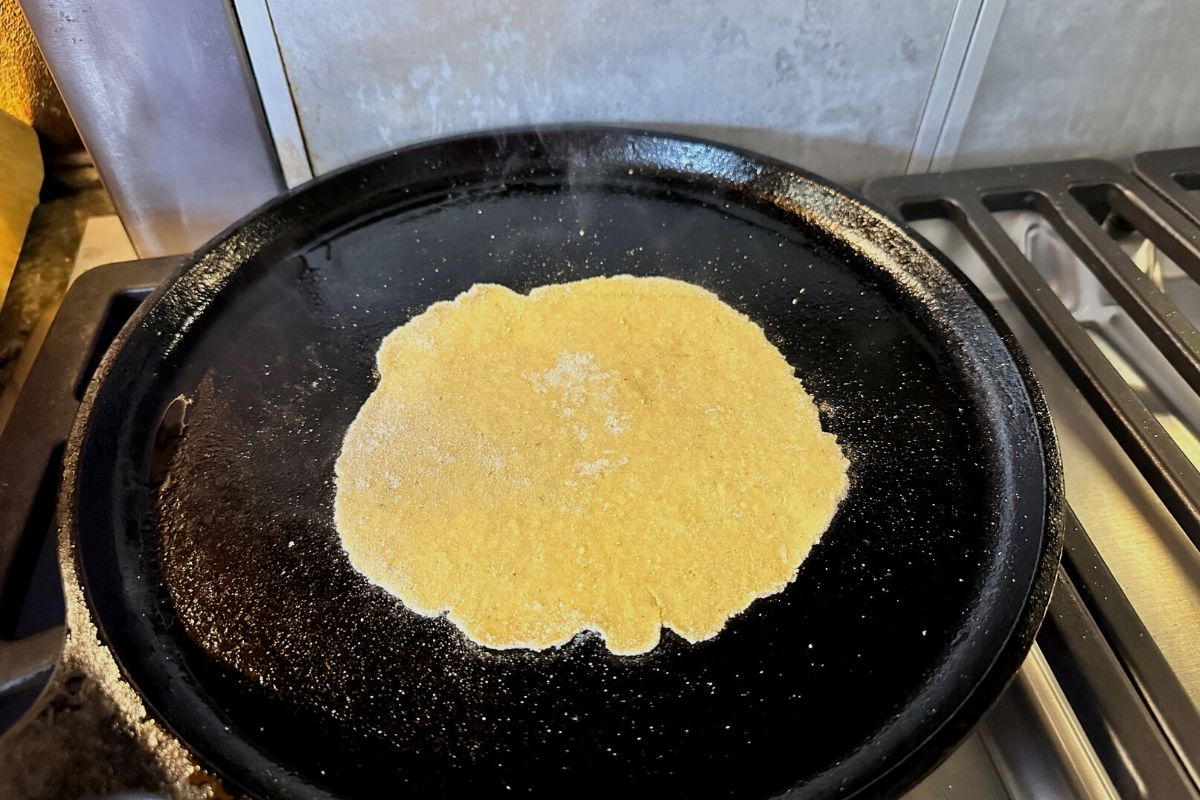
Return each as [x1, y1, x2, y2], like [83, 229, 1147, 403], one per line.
[0, 108, 42, 306]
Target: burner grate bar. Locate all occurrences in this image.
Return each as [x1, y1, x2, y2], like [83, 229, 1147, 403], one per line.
[866, 163, 1200, 551]
[1134, 148, 1200, 228]
[0, 258, 179, 734]
[0, 626, 62, 701]
[1062, 507, 1200, 789]
[1030, 176, 1200, 394]
[1040, 567, 1200, 799]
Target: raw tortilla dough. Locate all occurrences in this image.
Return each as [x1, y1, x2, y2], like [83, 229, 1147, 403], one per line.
[334, 275, 848, 655]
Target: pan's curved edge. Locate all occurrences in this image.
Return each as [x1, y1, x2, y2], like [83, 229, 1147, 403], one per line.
[841, 222, 1066, 798]
[54, 302, 241, 792]
[799, 181, 1065, 799]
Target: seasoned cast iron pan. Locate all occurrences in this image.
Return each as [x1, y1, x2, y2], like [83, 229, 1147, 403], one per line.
[63, 128, 1062, 798]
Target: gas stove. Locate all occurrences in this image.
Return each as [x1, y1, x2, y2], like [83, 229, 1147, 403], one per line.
[1, 150, 1198, 799]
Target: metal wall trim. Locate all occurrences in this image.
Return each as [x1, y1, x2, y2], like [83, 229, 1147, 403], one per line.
[907, 0, 1008, 173]
[908, 0, 983, 174]
[230, 0, 313, 188]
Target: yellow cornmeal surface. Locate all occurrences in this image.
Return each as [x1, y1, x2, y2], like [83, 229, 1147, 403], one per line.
[334, 275, 848, 655]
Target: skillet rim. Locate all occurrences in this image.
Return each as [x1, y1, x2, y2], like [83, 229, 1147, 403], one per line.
[59, 124, 1064, 799]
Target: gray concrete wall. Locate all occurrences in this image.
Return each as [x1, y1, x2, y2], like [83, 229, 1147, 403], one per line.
[947, 0, 1200, 170]
[266, 0, 957, 184]
[261, 0, 1200, 184]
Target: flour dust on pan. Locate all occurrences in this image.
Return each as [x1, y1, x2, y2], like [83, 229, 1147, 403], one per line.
[334, 274, 850, 655]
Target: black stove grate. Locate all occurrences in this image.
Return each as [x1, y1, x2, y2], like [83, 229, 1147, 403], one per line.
[868, 159, 1200, 548]
[866, 152, 1200, 798]
[1134, 148, 1200, 228]
[0, 257, 178, 733]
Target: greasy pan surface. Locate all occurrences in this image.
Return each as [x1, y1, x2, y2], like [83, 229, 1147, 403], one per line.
[63, 128, 1062, 799]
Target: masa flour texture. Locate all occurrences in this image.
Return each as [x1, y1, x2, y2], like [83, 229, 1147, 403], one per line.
[334, 275, 848, 655]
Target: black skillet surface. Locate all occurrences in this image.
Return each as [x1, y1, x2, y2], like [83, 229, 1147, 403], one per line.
[63, 128, 1062, 799]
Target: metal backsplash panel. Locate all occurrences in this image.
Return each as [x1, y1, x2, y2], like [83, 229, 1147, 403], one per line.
[21, 0, 284, 257]
[265, 0, 957, 184]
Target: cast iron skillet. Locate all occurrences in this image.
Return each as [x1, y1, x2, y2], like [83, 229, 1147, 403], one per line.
[62, 127, 1062, 798]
